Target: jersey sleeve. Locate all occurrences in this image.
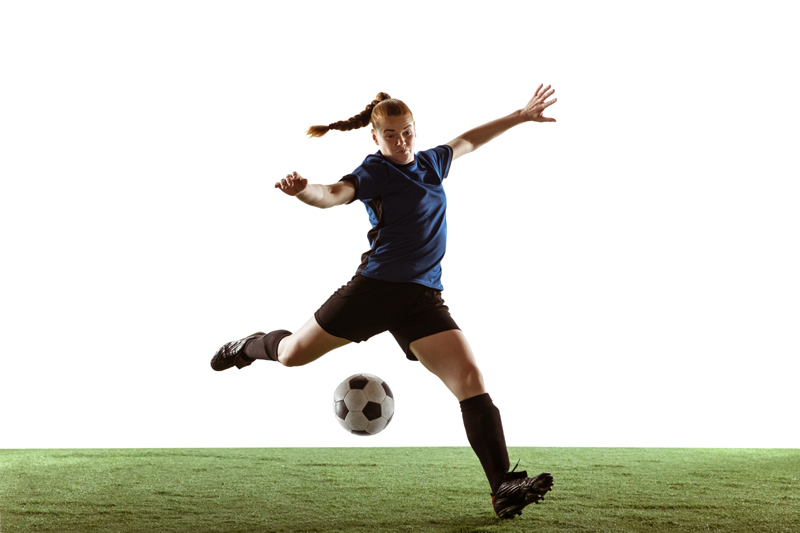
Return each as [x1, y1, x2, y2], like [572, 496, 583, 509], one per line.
[339, 159, 382, 203]
[421, 145, 453, 181]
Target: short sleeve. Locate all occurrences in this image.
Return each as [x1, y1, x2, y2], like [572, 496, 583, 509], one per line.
[421, 145, 453, 180]
[338, 175, 360, 204]
[341, 161, 381, 202]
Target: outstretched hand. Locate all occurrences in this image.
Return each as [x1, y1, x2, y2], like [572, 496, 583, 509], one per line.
[522, 84, 557, 123]
[275, 171, 308, 197]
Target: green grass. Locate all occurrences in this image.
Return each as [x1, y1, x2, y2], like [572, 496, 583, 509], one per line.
[1, 448, 798, 532]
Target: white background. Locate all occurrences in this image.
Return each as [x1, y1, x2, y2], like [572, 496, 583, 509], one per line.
[1, 1, 798, 449]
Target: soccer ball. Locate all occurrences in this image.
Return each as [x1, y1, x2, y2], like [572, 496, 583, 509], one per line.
[333, 373, 394, 436]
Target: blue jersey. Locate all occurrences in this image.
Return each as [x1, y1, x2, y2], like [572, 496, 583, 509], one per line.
[341, 145, 453, 290]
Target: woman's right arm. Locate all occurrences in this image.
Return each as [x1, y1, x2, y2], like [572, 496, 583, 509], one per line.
[275, 171, 356, 209]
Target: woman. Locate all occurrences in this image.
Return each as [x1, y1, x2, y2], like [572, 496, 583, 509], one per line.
[211, 85, 558, 519]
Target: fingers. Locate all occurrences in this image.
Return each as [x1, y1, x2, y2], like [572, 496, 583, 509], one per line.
[538, 87, 555, 103]
[275, 174, 294, 189]
[275, 171, 306, 192]
[528, 85, 555, 119]
[276, 172, 293, 190]
[534, 84, 551, 98]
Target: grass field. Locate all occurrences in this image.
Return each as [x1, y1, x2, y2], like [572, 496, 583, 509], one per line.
[1, 447, 798, 532]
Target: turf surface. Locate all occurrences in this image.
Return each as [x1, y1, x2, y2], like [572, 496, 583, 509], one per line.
[1, 447, 798, 532]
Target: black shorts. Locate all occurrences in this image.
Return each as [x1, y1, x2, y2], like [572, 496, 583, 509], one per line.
[314, 274, 460, 361]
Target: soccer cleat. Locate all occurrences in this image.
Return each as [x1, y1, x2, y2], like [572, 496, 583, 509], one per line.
[491, 469, 554, 519]
[210, 332, 265, 371]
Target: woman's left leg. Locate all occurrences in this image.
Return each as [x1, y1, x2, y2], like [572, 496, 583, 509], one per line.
[411, 329, 554, 518]
[409, 329, 485, 401]
[410, 330, 510, 493]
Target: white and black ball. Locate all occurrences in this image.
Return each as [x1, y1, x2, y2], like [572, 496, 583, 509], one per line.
[333, 373, 394, 436]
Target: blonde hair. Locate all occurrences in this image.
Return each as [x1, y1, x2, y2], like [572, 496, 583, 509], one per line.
[307, 92, 413, 137]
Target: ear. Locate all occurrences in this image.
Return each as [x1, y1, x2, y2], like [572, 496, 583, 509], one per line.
[371, 129, 379, 145]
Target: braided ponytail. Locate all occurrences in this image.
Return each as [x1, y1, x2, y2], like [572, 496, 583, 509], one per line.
[306, 92, 411, 138]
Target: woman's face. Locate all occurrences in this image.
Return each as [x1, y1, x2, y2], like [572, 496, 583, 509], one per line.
[372, 115, 416, 165]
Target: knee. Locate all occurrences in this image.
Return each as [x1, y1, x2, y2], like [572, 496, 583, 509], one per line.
[279, 359, 299, 367]
[455, 365, 485, 401]
[277, 346, 302, 367]
[276, 339, 306, 367]
[277, 354, 301, 367]
[464, 365, 485, 390]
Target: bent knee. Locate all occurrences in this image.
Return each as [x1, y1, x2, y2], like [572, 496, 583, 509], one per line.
[276, 340, 319, 367]
[446, 364, 485, 401]
[277, 346, 305, 367]
[462, 366, 485, 393]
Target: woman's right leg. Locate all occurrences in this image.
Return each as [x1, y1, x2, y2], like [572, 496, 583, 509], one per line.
[277, 317, 351, 366]
[241, 275, 383, 369]
[245, 317, 351, 367]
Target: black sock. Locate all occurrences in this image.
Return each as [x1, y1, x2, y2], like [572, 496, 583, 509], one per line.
[460, 392, 510, 494]
[243, 330, 291, 362]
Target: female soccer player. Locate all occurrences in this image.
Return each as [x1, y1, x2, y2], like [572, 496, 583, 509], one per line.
[211, 85, 558, 519]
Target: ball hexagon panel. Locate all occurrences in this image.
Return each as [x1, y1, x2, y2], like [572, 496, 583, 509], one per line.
[366, 417, 388, 435]
[362, 380, 386, 403]
[333, 380, 350, 402]
[345, 411, 369, 432]
[381, 396, 394, 420]
[344, 389, 368, 411]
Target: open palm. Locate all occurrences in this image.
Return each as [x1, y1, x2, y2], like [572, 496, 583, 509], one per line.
[523, 84, 557, 123]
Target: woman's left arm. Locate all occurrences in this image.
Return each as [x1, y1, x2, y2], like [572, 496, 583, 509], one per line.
[446, 84, 557, 160]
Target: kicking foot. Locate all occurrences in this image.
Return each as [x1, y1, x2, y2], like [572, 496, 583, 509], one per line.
[210, 332, 265, 371]
[492, 470, 554, 519]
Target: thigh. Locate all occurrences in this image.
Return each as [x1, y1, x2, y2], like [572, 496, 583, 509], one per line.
[278, 316, 351, 367]
[409, 329, 486, 402]
[389, 285, 460, 360]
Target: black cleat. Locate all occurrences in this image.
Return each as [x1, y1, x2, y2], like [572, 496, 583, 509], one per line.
[492, 470, 554, 519]
[210, 332, 265, 371]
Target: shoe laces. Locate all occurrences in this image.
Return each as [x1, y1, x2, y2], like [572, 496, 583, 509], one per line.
[225, 337, 249, 356]
[505, 460, 528, 481]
